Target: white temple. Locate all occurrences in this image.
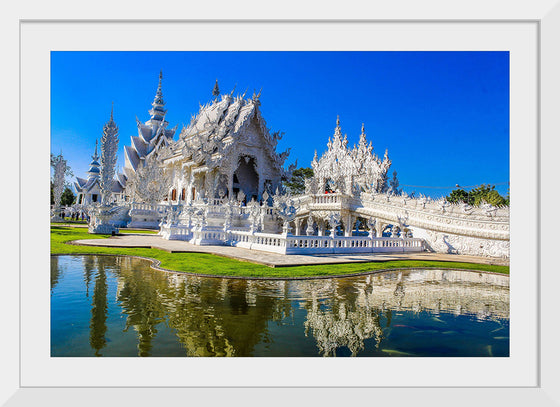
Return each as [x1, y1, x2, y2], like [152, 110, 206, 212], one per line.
[75, 140, 126, 206]
[75, 72, 510, 259]
[161, 86, 293, 204]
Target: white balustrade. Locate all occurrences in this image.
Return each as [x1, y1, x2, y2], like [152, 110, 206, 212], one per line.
[212, 229, 424, 255]
[311, 193, 342, 205]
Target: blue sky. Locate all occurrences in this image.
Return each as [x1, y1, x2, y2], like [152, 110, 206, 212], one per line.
[51, 51, 509, 198]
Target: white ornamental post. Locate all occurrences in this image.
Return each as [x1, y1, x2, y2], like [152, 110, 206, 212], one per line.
[306, 214, 315, 236]
[51, 153, 69, 222]
[368, 218, 376, 239]
[99, 104, 119, 204]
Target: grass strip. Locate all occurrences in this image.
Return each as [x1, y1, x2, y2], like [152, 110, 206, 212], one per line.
[119, 229, 159, 234]
[51, 225, 509, 278]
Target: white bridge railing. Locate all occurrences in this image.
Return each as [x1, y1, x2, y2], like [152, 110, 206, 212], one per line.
[181, 226, 424, 255]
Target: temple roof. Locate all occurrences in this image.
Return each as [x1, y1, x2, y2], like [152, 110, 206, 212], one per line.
[116, 173, 127, 189]
[74, 177, 97, 193]
[123, 72, 177, 177]
[181, 93, 256, 141]
[74, 176, 125, 194]
[172, 89, 291, 175]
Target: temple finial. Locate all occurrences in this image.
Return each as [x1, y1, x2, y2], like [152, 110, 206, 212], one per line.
[333, 115, 343, 140]
[212, 79, 220, 98]
[359, 122, 367, 145]
[93, 139, 99, 160]
[149, 70, 166, 120]
[156, 71, 163, 98]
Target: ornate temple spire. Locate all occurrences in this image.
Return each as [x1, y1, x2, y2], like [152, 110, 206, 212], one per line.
[312, 150, 318, 165]
[93, 139, 99, 161]
[156, 71, 163, 98]
[149, 70, 167, 121]
[333, 115, 343, 143]
[87, 139, 101, 180]
[252, 88, 262, 107]
[212, 79, 220, 99]
[358, 123, 368, 147]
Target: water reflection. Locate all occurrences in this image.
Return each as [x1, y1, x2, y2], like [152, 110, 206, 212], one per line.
[90, 257, 108, 356]
[51, 255, 509, 357]
[50, 256, 60, 292]
[295, 270, 509, 356]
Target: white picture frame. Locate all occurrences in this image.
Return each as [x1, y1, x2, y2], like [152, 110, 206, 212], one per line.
[5, 0, 559, 405]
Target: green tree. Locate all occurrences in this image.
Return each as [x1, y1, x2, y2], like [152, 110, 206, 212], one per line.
[469, 184, 507, 206]
[447, 188, 472, 205]
[284, 167, 314, 195]
[60, 187, 76, 206]
[446, 184, 508, 207]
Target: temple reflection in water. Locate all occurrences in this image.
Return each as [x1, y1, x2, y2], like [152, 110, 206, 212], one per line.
[51, 255, 509, 357]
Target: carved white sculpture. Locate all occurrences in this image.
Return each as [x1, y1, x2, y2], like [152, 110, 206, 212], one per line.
[273, 192, 299, 235]
[325, 212, 341, 237]
[87, 107, 122, 234]
[51, 152, 69, 221]
[125, 147, 173, 205]
[99, 104, 119, 204]
[312, 118, 391, 196]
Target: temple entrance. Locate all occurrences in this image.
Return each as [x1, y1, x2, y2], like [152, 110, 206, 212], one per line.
[324, 178, 336, 193]
[233, 156, 259, 201]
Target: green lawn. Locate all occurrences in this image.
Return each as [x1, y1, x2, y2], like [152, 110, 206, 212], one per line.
[119, 228, 159, 234]
[51, 219, 88, 224]
[51, 225, 510, 278]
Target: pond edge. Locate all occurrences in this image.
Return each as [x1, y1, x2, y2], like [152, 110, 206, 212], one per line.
[51, 253, 511, 281]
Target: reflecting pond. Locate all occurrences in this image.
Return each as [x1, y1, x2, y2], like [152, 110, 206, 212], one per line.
[51, 255, 509, 357]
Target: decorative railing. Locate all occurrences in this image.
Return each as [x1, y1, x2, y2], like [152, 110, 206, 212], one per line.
[302, 192, 509, 221]
[311, 193, 343, 205]
[129, 202, 169, 214]
[286, 235, 423, 250]
[298, 192, 509, 241]
[159, 223, 192, 240]
[358, 193, 509, 222]
[164, 222, 424, 255]
[225, 230, 423, 255]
